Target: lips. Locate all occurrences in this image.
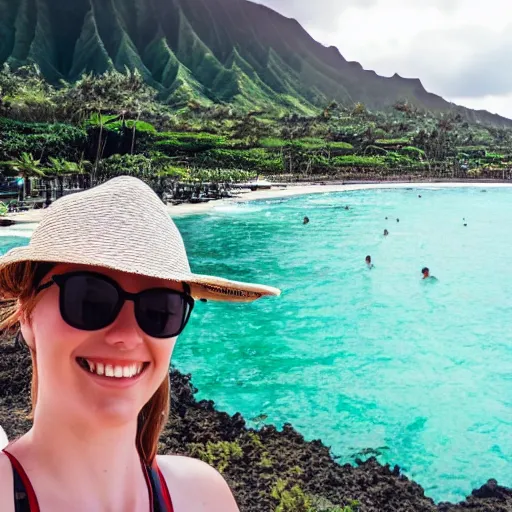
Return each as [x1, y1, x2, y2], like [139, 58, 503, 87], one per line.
[76, 357, 149, 379]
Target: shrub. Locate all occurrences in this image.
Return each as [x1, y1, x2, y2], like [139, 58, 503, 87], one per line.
[290, 138, 325, 150]
[188, 168, 255, 183]
[95, 154, 160, 188]
[399, 146, 425, 160]
[327, 141, 354, 150]
[155, 132, 227, 153]
[331, 155, 388, 168]
[0, 118, 87, 160]
[260, 137, 287, 149]
[190, 441, 243, 474]
[271, 479, 312, 512]
[196, 148, 283, 173]
[375, 138, 410, 145]
[309, 496, 360, 512]
[104, 120, 157, 134]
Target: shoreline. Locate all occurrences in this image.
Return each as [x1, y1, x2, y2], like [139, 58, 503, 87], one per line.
[1, 339, 510, 511]
[5, 181, 512, 225]
[168, 180, 512, 216]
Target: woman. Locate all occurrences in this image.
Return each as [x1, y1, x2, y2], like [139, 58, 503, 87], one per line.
[0, 176, 280, 511]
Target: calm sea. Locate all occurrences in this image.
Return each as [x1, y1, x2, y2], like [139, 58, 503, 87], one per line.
[2, 187, 511, 502]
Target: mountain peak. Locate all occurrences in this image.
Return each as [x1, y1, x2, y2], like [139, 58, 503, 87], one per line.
[0, 0, 509, 125]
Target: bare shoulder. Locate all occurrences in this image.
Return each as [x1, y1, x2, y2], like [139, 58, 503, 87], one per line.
[157, 454, 239, 512]
[0, 451, 15, 512]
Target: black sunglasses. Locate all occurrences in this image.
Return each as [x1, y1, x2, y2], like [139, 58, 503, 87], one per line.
[36, 271, 195, 339]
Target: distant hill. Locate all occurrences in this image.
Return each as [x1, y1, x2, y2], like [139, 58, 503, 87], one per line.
[1, 0, 510, 126]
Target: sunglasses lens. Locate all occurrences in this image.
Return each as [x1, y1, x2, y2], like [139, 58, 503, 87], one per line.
[136, 290, 188, 338]
[61, 274, 119, 331]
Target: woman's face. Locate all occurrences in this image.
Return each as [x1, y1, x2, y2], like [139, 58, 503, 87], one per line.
[20, 264, 183, 428]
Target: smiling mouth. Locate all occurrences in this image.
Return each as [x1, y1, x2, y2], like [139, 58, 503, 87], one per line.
[76, 357, 149, 379]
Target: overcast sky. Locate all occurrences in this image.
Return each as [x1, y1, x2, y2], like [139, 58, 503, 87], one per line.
[255, 0, 512, 119]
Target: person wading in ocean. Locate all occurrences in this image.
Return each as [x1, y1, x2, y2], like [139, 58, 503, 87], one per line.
[422, 267, 438, 281]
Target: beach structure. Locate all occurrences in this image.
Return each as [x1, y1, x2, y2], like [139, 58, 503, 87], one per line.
[247, 177, 272, 191]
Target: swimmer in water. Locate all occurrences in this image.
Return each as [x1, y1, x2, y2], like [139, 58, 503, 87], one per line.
[303, 216, 310, 225]
[396, 218, 400, 223]
[384, 229, 389, 236]
[422, 267, 438, 280]
[345, 206, 350, 211]
[366, 255, 374, 269]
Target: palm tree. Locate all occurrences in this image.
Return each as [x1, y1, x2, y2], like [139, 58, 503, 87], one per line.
[48, 157, 68, 199]
[48, 157, 81, 198]
[2, 152, 45, 201]
[48, 157, 92, 197]
[75, 157, 92, 190]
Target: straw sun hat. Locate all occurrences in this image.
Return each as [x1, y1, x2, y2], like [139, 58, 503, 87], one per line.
[0, 176, 281, 302]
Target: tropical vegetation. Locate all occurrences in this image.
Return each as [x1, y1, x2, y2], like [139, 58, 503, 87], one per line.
[1, 65, 512, 206]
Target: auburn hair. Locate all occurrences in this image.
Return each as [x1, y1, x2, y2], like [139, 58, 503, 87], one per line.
[0, 261, 169, 465]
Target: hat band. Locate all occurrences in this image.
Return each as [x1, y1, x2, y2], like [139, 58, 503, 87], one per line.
[199, 283, 263, 299]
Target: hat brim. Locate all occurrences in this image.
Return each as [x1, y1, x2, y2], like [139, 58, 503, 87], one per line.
[0, 247, 281, 303]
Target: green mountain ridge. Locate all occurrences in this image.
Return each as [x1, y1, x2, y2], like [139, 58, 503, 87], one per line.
[0, 0, 510, 126]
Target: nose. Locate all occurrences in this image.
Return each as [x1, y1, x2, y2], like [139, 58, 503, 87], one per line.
[103, 301, 144, 350]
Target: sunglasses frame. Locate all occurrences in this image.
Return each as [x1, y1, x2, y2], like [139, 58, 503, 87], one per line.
[36, 271, 195, 339]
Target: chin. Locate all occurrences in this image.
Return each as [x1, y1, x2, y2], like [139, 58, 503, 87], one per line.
[91, 400, 143, 428]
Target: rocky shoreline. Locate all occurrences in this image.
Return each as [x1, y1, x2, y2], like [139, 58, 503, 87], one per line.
[0, 338, 510, 511]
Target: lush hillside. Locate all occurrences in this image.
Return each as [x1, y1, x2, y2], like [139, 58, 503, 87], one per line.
[2, 64, 512, 190]
[0, 0, 510, 126]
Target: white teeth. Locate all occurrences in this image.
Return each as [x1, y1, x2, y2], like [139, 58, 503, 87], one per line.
[83, 359, 145, 379]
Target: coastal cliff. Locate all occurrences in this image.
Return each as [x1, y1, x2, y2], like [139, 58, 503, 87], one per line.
[0, 337, 510, 511]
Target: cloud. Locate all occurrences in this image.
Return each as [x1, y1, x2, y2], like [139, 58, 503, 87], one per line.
[414, 30, 512, 98]
[253, 0, 512, 116]
[449, 93, 512, 119]
[253, 0, 377, 30]
[358, 23, 512, 98]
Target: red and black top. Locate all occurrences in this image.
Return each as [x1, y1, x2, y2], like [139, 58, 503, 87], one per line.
[2, 449, 174, 512]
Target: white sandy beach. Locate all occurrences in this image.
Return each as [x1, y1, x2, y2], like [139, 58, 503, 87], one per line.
[4, 181, 512, 225]
[166, 181, 512, 216]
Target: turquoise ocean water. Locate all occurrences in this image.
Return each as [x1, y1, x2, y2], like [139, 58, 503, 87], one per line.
[1, 187, 511, 502]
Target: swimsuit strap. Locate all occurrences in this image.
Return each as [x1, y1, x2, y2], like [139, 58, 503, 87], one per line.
[2, 449, 40, 512]
[3, 449, 173, 512]
[143, 461, 175, 512]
